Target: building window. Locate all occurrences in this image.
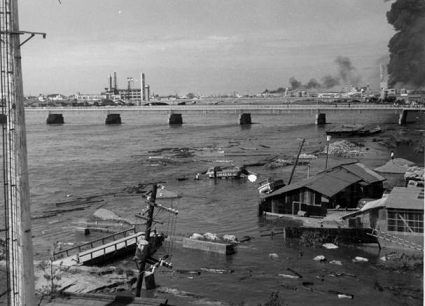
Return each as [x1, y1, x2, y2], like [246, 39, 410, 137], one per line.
[387, 209, 423, 233]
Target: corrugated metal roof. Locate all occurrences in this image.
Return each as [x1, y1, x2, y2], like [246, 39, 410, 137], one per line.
[341, 197, 387, 220]
[262, 168, 361, 199]
[305, 169, 361, 197]
[385, 187, 424, 210]
[341, 163, 386, 183]
[260, 176, 316, 198]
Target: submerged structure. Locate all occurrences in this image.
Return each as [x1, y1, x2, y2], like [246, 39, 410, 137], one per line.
[259, 162, 385, 217]
[343, 186, 424, 251]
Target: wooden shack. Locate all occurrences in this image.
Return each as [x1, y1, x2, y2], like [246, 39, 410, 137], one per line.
[259, 162, 385, 217]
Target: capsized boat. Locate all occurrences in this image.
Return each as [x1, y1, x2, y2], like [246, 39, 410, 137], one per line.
[258, 178, 286, 194]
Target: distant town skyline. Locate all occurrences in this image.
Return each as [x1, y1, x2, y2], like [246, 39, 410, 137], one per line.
[19, 0, 395, 96]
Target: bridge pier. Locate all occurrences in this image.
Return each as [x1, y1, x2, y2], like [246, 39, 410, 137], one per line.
[239, 113, 252, 125]
[46, 113, 64, 124]
[105, 113, 121, 124]
[315, 112, 326, 125]
[399, 110, 408, 125]
[169, 113, 183, 125]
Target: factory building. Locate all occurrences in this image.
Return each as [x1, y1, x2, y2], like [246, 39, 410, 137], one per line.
[102, 72, 150, 104]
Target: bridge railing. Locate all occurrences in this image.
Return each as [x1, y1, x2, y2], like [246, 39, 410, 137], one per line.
[24, 103, 420, 112]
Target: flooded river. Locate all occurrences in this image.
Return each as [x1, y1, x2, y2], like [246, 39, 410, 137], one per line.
[1, 108, 424, 305]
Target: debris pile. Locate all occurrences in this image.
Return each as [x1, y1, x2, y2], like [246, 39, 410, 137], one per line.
[404, 166, 424, 183]
[189, 232, 238, 244]
[265, 157, 293, 169]
[374, 158, 415, 174]
[91, 208, 132, 225]
[324, 140, 364, 157]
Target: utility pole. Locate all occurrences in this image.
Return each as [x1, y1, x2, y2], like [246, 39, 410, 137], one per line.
[288, 138, 305, 185]
[1, 1, 45, 305]
[134, 183, 157, 297]
[134, 183, 177, 297]
[325, 135, 331, 171]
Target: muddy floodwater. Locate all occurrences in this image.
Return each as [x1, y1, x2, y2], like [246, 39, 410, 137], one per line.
[1, 108, 424, 305]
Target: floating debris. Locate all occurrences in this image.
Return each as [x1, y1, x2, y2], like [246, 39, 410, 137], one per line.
[352, 256, 368, 263]
[313, 255, 326, 262]
[329, 260, 342, 266]
[322, 243, 338, 249]
[278, 273, 299, 279]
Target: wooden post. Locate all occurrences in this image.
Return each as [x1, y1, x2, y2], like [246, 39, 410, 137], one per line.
[288, 138, 305, 185]
[3, 0, 36, 304]
[135, 184, 158, 297]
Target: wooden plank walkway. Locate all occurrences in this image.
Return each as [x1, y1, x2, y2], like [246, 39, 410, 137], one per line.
[54, 229, 144, 266]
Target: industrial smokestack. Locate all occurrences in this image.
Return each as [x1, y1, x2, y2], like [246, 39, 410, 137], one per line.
[147, 85, 150, 101]
[114, 72, 117, 93]
[109, 74, 112, 91]
[142, 73, 146, 101]
[386, 0, 425, 87]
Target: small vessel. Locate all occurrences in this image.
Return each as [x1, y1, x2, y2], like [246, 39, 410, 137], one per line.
[206, 166, 242, 179]
[326, 124, 364, 137]
[258, 178, 286, 194]
[326, 124, 381, 137]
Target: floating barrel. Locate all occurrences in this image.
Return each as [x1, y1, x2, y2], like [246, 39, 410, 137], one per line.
[46, 114, 64, 124]
[239, 113, 252, 125]
[169, 113, 183, 125]
[105, 113, 121, 124]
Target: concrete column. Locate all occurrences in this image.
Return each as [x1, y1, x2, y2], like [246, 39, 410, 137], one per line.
[398, 110, 408, 125]
[239, 113, 252, 125]
[0, 114, 7, 124]
[315, 113, 326, 125]
[46, 113, 64, 124]
[105, 114, 122, 124]
[169, 113, 183, 125]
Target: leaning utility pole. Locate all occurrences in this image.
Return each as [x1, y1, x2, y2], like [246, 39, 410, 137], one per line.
[134, 183, 177, 297]
[1, 1, 44, 305]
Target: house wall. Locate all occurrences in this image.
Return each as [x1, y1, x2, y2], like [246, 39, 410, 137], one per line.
[260, 188, 327, 217]
[364, 181, 385, 199]
[260, 181, 384, 217]
[374, 209, 424, 250]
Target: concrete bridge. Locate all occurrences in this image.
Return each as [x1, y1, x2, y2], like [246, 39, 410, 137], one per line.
[24, 104, 423, 125]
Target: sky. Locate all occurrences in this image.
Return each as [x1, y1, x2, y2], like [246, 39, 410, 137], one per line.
[18, 0, 395, 96]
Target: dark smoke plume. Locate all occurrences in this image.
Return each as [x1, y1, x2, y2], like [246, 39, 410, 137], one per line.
[321, 75, 340, 89]
[335, 56, 362, 86]
[283, 56, 362, 91]
[289, 77, 302, 90]
[386, 0, 425, 87]
[305, 78, 321, 89]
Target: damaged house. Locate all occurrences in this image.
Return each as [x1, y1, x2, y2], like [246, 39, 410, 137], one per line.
[342, 186, 424, 250]
[259, 162, 385, 217]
